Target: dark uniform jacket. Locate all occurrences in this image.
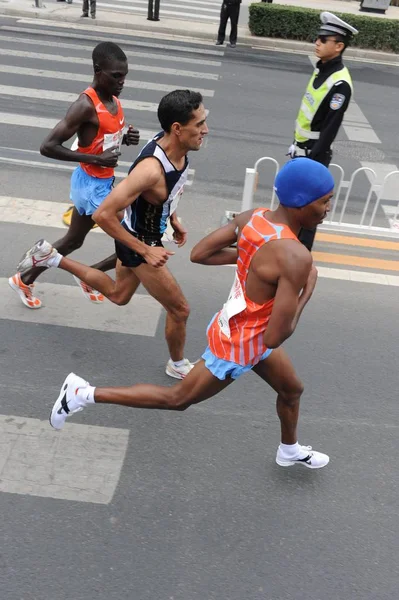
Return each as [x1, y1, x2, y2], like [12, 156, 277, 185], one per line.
[297, 55, 352, 164]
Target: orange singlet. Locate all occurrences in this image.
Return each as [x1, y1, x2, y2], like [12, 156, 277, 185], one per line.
[77, 86, 125, 179]
[207, 208, 298, 366]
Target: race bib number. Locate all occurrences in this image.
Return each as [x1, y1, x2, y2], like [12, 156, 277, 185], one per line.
[103, 129, 124, 152]
[70, 128, 124, 153]
[217, 271, 246, 339]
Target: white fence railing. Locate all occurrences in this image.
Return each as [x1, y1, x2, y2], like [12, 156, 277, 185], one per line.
[236, 157, 399, 239]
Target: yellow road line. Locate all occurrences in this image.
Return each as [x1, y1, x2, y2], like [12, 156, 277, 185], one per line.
[316, 233, 399, 251]
[313, 252, 399, 271]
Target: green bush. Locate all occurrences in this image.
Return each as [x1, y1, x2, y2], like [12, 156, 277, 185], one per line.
[248, 3, 399, 53]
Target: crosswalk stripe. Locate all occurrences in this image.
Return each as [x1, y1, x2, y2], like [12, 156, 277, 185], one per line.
[101, 0, 219, 13]
[0, 64, 215, 98]
[0, 112, 156, 140]
[0, 48, 220, 80]
[0, 84, 159, 112]
[0, 156, 135, 180]
[0, 196, 190, 233]
[5, 24, 225, 55]
[109, 0, 219, 7]
[2, 278, 162, 336]
[0, 197, 92, 229]
[316, 267, 399, 286]
[0, 154, 195, 184]
[97, 3, 219, 19]
[0, 34, 222, 69]
[0, 414, 130, 504]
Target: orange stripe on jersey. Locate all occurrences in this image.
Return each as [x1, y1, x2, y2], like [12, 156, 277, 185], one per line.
[77, 86, 125, 179]
[207, 209, 298, 366]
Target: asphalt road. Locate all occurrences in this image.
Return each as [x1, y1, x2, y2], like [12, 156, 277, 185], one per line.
[0, 17, 398, 600]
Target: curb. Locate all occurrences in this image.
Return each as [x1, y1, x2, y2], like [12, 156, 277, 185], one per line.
[1, 5, 399, 63]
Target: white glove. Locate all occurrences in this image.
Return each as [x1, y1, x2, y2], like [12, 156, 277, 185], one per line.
[286, 144, 296, 159]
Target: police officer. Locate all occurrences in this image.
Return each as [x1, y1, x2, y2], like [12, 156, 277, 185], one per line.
[287, 12, 358, 250]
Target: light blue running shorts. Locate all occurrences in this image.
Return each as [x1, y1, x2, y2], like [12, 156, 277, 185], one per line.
[201, 346, 273, 381]
[70, 165, 114, 216]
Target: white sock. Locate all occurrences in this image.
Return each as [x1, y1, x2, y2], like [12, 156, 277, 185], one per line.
[172, 359, 186, 367]
[279, 442, 301, 458]
[47, 252, 63, 268]
[76, 386, 96, 405]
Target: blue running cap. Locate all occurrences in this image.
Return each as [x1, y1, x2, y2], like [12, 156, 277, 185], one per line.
[274, 158, 334, 208]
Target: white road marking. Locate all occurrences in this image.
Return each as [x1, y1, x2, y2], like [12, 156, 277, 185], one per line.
[0, 111, 156, 137]
[97, 2, 218, 18]
[0, 195, 186, 239]
[0, 414, 129, 504]
[0, 48, 219, 80]
[105, 0, 219, 7]
[317, 266, 399, 286]
[226, 263, 399, 286]
[0, 33, 221, 69]
[96, 0, 219, 16]
[100, 0, 220, 12]
[8, 23, 225, 53]
[2, 277, 163, 336]
[0, 83, 159, 112]
[0, 63, 215, 97]
[342, 103, 382, 144]
[0, 154, 195, 185]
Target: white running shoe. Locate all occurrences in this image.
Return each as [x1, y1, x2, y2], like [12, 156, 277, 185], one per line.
[50, 372, 90, 430]
[8, 273, 42, 309]
[17, 239, 58, 273]
[165, 358, 194, 380]
[276, 445, 330, 469]
[73, 275, 105, 304]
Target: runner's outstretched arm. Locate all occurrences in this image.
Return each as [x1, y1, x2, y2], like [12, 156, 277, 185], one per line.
[190, 210, 253, 265]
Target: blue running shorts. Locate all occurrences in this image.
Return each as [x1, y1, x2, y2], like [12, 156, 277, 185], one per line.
[70, 165, 114, 216]
[201, 346, 273, 381]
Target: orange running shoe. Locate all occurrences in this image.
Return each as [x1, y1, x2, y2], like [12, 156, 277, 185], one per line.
[8, 273, 42, 309]
[73, 275, 104, 304]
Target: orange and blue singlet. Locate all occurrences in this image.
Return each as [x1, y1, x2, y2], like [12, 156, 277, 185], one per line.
[202, 208, 298, 380]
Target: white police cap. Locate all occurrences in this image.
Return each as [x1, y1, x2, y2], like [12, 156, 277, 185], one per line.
[318, 11, 359, 38]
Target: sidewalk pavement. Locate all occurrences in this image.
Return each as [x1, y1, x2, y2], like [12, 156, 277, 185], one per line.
[1, 0, 399, 62]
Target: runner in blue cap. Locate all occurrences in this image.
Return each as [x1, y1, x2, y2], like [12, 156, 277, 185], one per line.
[22, 158, 333, 470]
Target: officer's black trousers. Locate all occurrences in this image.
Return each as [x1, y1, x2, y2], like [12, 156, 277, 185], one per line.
[298, 149, 332, 251]
[217, 3, 240, 44]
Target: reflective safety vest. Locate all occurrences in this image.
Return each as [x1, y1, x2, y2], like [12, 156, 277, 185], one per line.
[294, 67, 353, 144]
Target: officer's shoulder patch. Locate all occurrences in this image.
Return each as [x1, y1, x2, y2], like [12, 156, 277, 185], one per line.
[330, 93, 345, 110]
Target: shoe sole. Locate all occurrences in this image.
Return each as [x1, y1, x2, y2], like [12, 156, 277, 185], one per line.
[276, 456, 330, 469]
[72, 275, 105, 304]
[49, 372, 76, 430]
[8, 276, 42, 309]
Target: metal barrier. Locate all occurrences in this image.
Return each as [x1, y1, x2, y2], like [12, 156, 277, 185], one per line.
[236, 157, 399, 238]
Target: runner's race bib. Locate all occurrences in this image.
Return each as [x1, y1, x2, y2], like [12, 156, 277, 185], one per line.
[71, 128, 124, 153]
[103, 129, 124, 152]
[217, 271, 246, 339]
